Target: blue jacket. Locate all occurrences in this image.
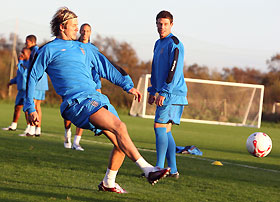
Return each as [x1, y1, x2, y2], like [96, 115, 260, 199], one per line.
[10, 60, 28, 91]
[24, 38, 133, 114]
[148, 33, 187, 105]
[83, 42, 101, 89]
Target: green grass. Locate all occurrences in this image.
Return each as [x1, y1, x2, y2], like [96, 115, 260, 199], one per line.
[0, 102, 279, 202]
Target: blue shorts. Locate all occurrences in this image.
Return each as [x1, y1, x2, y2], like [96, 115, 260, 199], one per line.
[155, 105, 184, 125]
[62, 98, 119, 135]
[15, 90, 26, 106]
[34, 90, 46, 100]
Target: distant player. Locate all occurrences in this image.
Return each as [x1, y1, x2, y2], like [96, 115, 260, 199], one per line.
[22, 35, 48, 137]
[148, 10, 188, 178]
[64, 23, 101, 151]
[24, 7, 170, 193]
[2, 48, 31, 132]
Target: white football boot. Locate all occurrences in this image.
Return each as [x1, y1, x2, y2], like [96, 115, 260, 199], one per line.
[72, 143, 84, 151]
[2, 122, 17, 131]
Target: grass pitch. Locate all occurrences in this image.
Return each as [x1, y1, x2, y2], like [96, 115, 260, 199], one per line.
[0, 102, 279, 202]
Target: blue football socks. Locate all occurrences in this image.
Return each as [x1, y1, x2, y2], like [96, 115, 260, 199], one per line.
[166, 131, 177, 174]
[154, 127, 168, 168]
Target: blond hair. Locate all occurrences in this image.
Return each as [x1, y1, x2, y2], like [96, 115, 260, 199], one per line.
[50, 7, 78, 36]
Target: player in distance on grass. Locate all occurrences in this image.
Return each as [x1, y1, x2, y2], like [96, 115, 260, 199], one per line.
[19, 35, 49, 137]
[24, 7, 170, 193]
[148, 10, 188, 178]
[2, 48, 31, 132]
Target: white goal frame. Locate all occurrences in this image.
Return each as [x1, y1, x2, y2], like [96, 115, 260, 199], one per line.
[130, 74, 265, 128]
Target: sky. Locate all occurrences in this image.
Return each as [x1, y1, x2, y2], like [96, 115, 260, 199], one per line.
[1, 0, 279, 72]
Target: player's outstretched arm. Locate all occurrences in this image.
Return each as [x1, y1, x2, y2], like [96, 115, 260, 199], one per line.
[128, 88, 142, 102]
[88, 48, 134, 92]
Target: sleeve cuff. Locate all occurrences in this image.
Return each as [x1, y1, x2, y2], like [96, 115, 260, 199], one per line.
[123, 84, 134, 92]
[27, 108, 36, 114]
[147, 87, 156, 96]
[159, 92, 168, 97]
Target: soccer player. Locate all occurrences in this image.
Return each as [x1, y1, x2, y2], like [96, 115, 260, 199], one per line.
[23, 35, 49, 137]
[64, 23, 101, 151]
[147, 10, 188, 178]
[2, 47, 31, 132]
[24, 7, 170, 193]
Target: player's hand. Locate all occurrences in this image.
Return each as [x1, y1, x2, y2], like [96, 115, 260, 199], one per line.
[155, 95, 165, 106]
[148, 94, 155, 105]
[28, 111, 40, 126]
[128, 88, 142, 102]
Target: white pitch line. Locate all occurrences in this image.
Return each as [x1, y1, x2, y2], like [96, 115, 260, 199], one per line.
[21, 131, 280, 174]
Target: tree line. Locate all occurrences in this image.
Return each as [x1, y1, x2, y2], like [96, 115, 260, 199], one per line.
[0, 33, 280, 119]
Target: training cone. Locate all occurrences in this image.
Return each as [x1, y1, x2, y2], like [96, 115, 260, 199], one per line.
[211, 161, 223, 166]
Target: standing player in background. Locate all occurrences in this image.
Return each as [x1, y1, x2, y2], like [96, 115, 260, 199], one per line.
[23, 35, 49, 137]
[148, 10, 188, 178]
[2, 48, 31, 132]
[24, 7, 170, 193]
[64, 23, 101, 151]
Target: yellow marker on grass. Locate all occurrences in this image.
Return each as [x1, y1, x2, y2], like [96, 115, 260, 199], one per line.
[211, 161, 223, 166]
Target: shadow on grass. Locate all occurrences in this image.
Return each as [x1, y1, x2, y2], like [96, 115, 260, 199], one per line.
[0, 184, 126, 202]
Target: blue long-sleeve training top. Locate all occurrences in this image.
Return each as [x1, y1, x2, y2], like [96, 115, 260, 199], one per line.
[83, 42, 101, 89]
[24, 38, 134, 114]
[86, 42, 134, 92]
[10, 60, 28, 91]
[148, 33, 188, 105]
[29, 45, 49, 91]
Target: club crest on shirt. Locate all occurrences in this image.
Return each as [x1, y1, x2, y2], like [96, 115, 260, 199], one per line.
[89, 100, 99, 107]
[61, 49, 66, 51]
[160, 48, 164, 54]
[80, 47, 85, 55]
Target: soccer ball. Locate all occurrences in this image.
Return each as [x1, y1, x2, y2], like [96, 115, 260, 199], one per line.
[246, 132, 272, 157]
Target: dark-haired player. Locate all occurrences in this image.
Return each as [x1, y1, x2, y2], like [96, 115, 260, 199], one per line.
[148, 10, 188, 178]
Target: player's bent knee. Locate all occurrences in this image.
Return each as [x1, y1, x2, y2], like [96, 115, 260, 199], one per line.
[113, 120, 127, 135]
[113, 145, 124, 153]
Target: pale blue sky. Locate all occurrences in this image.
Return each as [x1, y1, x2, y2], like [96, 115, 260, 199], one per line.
[1, 0, 279, 72]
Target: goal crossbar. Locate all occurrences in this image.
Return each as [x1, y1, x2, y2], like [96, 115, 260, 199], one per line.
[130, 74, 264, 128]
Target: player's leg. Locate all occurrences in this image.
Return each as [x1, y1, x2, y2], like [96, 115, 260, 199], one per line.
[165, 105, 184, 178]
[153, 105, 170, 169]
[13, 105, 23, 124]
[34, 99, 42, 136]
[154, 122, 168, 168]
[34, 100, 42, 126]
[64, 119, 72, 148]
[2, 92, 24, 131]
[23, 111, 31, 134]
[2, 106, 19, 131]
[89, 107, 170, 184]
[98, 130, 127, 193]
[72, 127, 84, 151]
[165, 123, 178, 177]
[62, 99, 170, 186]
[89, 107, 141, 161]
[18, 113, 36, 137]
[16, 94, 32, 136]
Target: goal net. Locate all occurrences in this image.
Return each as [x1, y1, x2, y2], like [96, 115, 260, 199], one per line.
[130, 74, 264, 128]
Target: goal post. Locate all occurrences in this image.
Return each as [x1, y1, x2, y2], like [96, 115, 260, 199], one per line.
[130, 74, 265, 128]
